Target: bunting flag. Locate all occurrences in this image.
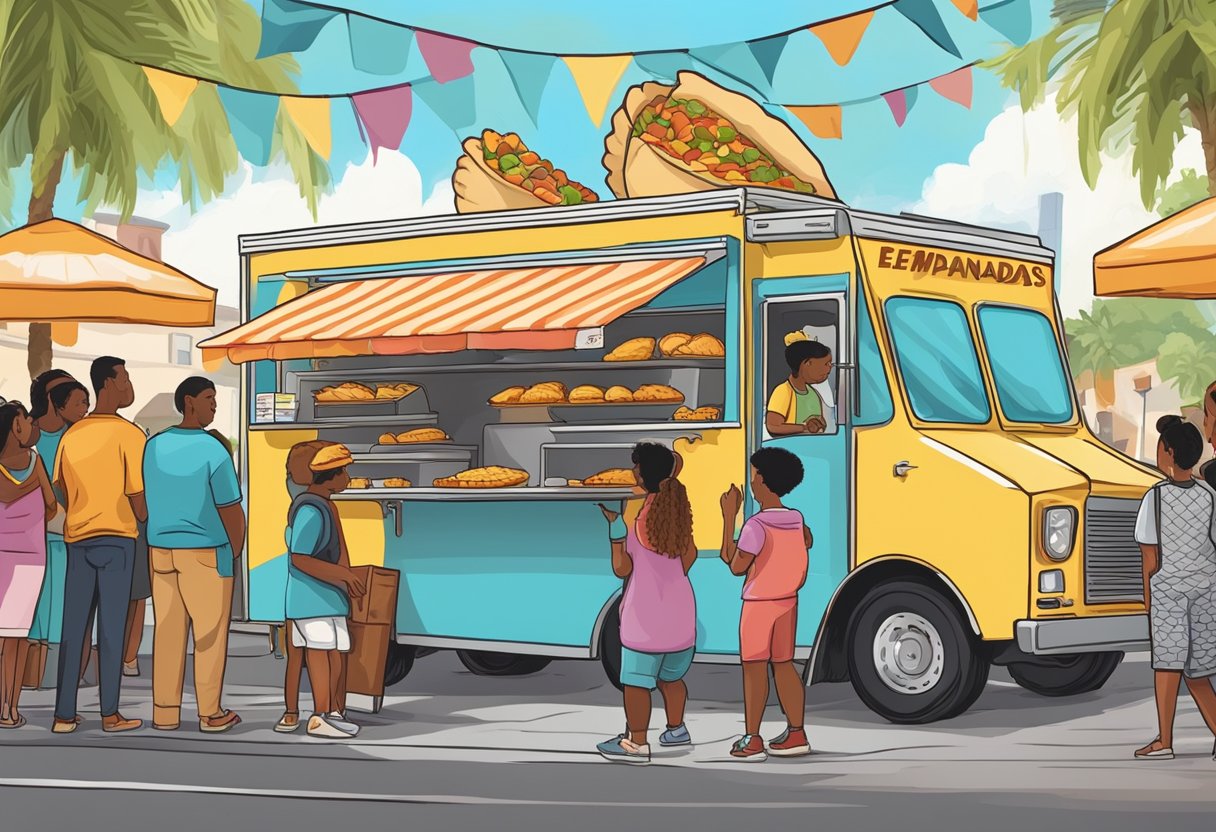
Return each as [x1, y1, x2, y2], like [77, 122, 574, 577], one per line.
[929, 65, 973, 107]
[217, 87, 280, 165]
[257, 0, 338, 59]
[980, 0, 1033, 45]
[950, 0, 980, 20]
[415, 76, 477, 132]
[562, 55, 633, 128]
[633, 52, 693, 84]
[499, 52, 558, 125]
[281, 96, 332, 158]
[688, 43, 771, 93]
[416, 31, 476, 84]
[142, 66, 198, 127]
[787, 105, 843, 140]
[808, 11, 874, 67]
[347, 13, 413, 75]
[747, 37, 788, 85]
[881, 85, 919, 127]
[351, 85, 413, 159]
[894, 0, 962, 59]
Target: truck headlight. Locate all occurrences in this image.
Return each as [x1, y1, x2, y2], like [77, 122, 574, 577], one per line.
[1043, 507, 1076, 561]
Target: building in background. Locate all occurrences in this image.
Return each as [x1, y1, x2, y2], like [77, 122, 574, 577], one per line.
[0, 214, 239, 446]
[1038, 192, 1064, 295]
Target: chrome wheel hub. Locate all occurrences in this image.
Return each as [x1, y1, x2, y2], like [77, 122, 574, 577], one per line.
[873, 612, 945, 694]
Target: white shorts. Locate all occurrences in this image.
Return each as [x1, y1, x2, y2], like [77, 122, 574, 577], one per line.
[290, 616, 351, 652]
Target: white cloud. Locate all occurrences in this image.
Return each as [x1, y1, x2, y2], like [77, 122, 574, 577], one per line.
[912, 96, 1204, 317]
[138, 150, 456, 307]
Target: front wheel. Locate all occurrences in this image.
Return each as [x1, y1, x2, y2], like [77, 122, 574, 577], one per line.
[599, 601, 624, 692]
[846, 580, 989, 724]
[456, 650, 552, 676]
[1006, 652, 1123, 697]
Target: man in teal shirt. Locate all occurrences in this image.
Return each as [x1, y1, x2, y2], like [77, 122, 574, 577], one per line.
[142, 377, 245, 733]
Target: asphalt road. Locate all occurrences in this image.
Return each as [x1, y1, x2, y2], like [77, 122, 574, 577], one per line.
[1, 631, 1214, 831]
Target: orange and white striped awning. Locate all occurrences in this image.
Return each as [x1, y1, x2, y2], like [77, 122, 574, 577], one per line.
[200, 257, 706, 364]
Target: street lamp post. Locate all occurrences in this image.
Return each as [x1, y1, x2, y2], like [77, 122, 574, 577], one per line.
[1133, 374, 1153, 461]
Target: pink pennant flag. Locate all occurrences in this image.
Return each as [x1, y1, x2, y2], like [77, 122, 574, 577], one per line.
[416, 31, 476, 84]
[352, 85, 413, 160]
[929, 65, 973, 108]
[882, 89, 909, 127]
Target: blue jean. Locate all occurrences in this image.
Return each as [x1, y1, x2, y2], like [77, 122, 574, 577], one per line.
[55, 536, 135, 720]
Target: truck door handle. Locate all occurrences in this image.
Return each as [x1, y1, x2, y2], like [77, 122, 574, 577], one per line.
[383, 500, 403, 537]
[893, 461, 918, 478]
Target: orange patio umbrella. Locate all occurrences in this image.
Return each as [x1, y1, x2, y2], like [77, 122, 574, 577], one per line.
[0, 218, 216, 326]
[1094, 197, 1216, 299]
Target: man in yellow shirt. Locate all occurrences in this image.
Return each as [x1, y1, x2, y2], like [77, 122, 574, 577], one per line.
[766, 339, 834, 437]
[51, 357, 146, 734]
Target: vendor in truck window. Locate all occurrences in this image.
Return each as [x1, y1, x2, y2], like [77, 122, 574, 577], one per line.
[765, 337, 833, 437]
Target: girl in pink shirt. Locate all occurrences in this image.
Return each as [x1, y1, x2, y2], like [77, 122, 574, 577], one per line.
[596, 443, 697, 764]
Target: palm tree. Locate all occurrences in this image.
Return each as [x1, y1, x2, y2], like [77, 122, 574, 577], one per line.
[1065, 305, 1138, 408]
[1157, 331, 1216, 407]
[0, 0, 331, 377]
[987, 0, 1216, 209]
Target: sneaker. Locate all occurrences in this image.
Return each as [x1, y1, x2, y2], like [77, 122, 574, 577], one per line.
[306, 714, 352, 739]
[729, 734, 767, 762]
[274, 712, 301, 734]
[768, 726, 811, 757]
[122, 659, 140, 677]
[101, 713, 142, 733]
[327, 711, 360, 736]
[659, 723, 692, 747]
[596, 735, 651, 764]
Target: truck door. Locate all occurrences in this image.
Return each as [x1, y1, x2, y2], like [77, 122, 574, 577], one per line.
[751, 277, 851, 649]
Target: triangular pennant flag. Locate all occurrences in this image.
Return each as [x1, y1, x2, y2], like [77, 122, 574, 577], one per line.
[929, 65, 973, 108]
[499, 52, 558, 125]
[808, 11, 874, 66]
[950, 0, 979, 21]
[142, 66, 198, 127]
[351, 85, 413, 159]
[281, 96, 332, 159]
[415, 76, 477, 132]
[347, 14, 413, 76]
[980, 0, 1033, 45]
[416, 30, 476, 84]
[894, 0, 962, 58]
[747, 36, 788, 85]
[217, 87, 280, 166]
[688, 43, 770, 93]
[882, 89, 909, 127]
[633, 52, 688, 84]
[256, 0, 337, 59]
[562, 55, 633, 128]
[787, 105, 843, 140]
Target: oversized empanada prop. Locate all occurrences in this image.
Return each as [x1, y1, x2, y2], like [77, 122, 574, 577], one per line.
[603, 72, 836, 200]
[455, 130, 599, 214]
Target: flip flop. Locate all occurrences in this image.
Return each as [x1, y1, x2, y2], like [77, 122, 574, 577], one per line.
[1134, 739, 1174, 760]
[0, 715, 26, 729]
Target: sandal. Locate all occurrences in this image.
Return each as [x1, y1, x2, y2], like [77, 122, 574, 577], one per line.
[1134, 738, 1173, 760]
[199, 710, 241, 734]
[0, 714, 26, 729]
[274, 711, 301, 733]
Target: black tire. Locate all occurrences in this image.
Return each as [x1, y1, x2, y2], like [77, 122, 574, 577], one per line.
[599, 601, 624, 692]
[383, 641, 417, 687]
[846, 580, 989, 724]
[1006, 652, 1123, 697]
[456, 650, 552, 676]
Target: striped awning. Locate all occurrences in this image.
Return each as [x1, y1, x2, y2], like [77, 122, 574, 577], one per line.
[200, 256, 706, 364]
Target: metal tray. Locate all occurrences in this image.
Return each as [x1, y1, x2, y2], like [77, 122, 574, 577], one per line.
[549, 402, 683, 424]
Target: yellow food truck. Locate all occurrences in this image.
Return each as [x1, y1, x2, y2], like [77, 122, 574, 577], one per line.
[203, 188, 1157, 724]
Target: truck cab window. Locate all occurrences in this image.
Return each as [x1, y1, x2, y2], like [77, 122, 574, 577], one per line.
[763, 299, 840, 438]
[885, 297, 990, 424]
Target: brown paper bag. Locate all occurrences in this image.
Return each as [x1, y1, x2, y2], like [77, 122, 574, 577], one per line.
[347, 622, 392, 698]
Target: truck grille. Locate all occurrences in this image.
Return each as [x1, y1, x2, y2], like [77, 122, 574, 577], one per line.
[1084, 497, 1144, 604]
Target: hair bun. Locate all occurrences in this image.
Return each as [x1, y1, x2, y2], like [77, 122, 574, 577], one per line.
[1156, 414, 1184, 433]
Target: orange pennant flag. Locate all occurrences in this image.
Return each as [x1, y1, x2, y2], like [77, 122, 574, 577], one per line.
[808, 11, 874, 66]
[562, 55, 633, 128]
[950, 0, 979, 21]
[787, 105, 843, 140]
[142, 66, 198, 127]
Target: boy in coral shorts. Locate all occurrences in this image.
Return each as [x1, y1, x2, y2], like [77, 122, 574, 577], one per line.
[719, 446, 812, 761]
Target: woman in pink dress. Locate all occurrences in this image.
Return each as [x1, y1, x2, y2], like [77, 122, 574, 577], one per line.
[0, 400, 57, 728]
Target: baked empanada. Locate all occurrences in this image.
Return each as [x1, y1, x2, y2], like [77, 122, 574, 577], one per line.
[569, 385, 606, 403]
[603, 337, 655, 362]
[490, 386, 527, 405]
[634, 384, 683, 403]
[605, 385, 634, 402]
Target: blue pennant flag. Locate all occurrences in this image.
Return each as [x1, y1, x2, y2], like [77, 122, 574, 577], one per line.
[415, 76, 477, 133]
[690, 43, 772, 95]
[257, 0, 338, 59]
[499, 52, 558, 125]
[347, 14, 413, 76]
[218, 87, 280, 166]
[980, 0, 1033, 46]
[894, 0, 963, 59]
[747, 35, 788, 85]
[631, 52, 690, 84]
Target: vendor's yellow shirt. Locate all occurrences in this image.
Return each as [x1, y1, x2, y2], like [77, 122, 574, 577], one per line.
[767, 380, 824, 425]
[54, 414, 146, 543]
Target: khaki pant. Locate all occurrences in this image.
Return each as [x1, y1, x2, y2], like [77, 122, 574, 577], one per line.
[150, 548, 233, 726]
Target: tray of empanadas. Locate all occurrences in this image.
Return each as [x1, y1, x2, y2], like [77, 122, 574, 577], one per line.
[313, 381, 428, 419]
[568, 468, 638, 488]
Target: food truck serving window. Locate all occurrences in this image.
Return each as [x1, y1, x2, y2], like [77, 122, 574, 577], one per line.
[978, 305, 1074, 424]
[886, 297, 990, 424]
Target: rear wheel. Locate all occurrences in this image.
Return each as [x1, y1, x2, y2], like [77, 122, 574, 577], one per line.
[456, 650, 552, 676]
[1006, 652, 1123, 697]
[383, 642, 417, 687]
[846, 581, 989, 724]
[599, 601, 624, 692]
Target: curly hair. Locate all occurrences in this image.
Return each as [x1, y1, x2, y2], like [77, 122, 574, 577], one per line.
[632, 442, 693, 559]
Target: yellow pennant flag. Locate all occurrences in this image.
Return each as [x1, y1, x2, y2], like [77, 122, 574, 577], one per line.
[787, 105, 843, 140]
[562, 55, 633, 128]
[950, 0, 979, 20]
[281, 96, 332, 159]
[142, 66, 198, 127]
[808, 11, 874, 66]
[51, 322, 78, 347]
